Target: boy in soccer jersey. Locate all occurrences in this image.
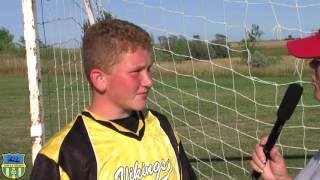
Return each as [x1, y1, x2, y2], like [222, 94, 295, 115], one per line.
[250, 31, 320, 180]
[30, 19, 196, 180]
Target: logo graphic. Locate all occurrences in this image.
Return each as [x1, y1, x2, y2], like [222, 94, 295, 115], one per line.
[1, 153, 26, 179]
[114, 159, 172, 180]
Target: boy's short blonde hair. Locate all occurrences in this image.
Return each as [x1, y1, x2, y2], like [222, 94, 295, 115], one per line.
[82, 19, 152, 82]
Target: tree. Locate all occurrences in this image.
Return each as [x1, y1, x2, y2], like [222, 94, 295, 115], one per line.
[239, 24, 278, 67]
[98, 11, 113, 22]
[244, 24, 263, 53]
[173, 36, 189, 61]
[0, 27, 15, 50]
[168, 35, 178, 50]
[239, 24, 263, 62]
[286, 35, 293, 40]
[250, 24, 263, 41]
[215, 33, 226, 42]
[211, 33, 229, 58]
[190, 40, 208, 59]
[158, 36, 168, 49]
[38, 39, 51, 48]
[17, 36, 25, 48]
[193, 34, 200, 39]
[82, 11, 113, 32]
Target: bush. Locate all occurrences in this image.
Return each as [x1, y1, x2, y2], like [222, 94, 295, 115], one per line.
[0, 28, 15, 51]
[248, 51, 280, 68]
[212, 43, 228, 58]
[190, 40, 210, 59]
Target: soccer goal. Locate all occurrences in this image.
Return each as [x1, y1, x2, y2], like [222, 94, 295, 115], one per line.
[23, 0, 320, 179]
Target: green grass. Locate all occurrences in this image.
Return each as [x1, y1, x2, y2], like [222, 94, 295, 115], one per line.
[0, 74, 90, 179]
[256, 46, 289, 57]
[0, 76, 31, 180]
[1, 59, 320, 179]
[147, 74, 320, 179]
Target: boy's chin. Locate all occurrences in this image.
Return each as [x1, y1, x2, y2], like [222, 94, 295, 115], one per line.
[132, 104, 147, 111]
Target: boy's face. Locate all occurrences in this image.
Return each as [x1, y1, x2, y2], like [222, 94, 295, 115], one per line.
[309, 59, 320, 101]
[105, 48, 153, 114]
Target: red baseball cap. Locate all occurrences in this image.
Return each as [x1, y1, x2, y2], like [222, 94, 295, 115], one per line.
[287, 32, 320, 59]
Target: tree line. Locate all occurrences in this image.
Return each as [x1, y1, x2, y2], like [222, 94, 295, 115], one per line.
[156, 33, 229, 61]
[1, 16, 284, 68]
[0, 27, 50, 52]
[0, 28, 24, 50]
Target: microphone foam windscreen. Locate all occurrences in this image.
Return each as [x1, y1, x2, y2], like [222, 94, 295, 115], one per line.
[277, 83, 303, 120]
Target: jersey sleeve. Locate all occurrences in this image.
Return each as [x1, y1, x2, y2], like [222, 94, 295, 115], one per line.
[172, 129, 197, 180]
[149, 109, 197, 179]
[30, 153, 61, 180]
[177, 140, 197, 180]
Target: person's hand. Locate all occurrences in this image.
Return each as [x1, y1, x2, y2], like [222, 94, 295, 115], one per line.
[250, 136, 292, 180]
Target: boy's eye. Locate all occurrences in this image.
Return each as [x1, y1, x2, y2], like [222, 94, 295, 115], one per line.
[130, 69, 142, 75]
[132, 69, 141, 73]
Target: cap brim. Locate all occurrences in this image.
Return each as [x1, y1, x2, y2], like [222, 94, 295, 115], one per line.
[287, 33, 320, 59]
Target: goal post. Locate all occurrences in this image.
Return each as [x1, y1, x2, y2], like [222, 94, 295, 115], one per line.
[22, 0, 44, 164]
[22, 0, 97, 164]
[83, 0, 96, 25]
[23, 0, 320, 179]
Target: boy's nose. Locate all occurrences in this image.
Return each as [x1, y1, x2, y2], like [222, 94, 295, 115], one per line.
[142, 72, 153, 88]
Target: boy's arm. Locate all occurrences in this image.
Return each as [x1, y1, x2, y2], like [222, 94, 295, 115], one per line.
[30, 153, 61, 180]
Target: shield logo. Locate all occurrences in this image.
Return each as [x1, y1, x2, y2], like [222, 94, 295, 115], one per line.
[1, 153, 26, 179]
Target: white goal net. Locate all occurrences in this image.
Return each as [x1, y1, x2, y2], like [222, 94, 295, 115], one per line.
[27, 0, 320, 179]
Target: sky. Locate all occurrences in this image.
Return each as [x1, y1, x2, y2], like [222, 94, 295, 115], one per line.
[1, 0, 23, 42]
[1, 0, 320, 46]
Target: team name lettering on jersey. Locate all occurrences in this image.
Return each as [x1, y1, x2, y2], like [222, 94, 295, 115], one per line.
[114, 159, 172, 180]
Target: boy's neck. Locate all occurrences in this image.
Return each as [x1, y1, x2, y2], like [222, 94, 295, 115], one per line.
[89, 98, 131, 121]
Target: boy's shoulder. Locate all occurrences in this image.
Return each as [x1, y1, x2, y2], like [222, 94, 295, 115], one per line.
[39, 114, 86, 162]
[146, 109, 173, 127]
[146, 109, 180, 143]
[147, 109, 168, 121]
[33, 113, 98, 179]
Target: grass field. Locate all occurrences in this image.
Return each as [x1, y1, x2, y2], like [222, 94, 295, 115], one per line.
[0, 76, 31, 180]
[1, 40, 320, 179]
[1, 74, 319, 179]
[148, 73, 320, 179]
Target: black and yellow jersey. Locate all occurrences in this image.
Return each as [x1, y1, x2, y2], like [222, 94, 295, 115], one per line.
[30, 109, 196, 180]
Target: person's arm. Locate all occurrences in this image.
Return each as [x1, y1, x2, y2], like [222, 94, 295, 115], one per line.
[30, 153, 61, 180]
[250, 136, 292, 180]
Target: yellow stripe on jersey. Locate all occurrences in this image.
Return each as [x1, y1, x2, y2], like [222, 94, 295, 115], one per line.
[31, 109, 197, 180]
[173, 130, 181, 151]
[59, 166, 70, 180]
[40, 116, 78, 163]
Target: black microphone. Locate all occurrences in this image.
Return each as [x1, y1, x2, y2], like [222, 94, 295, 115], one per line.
[251, 83, 303, 180]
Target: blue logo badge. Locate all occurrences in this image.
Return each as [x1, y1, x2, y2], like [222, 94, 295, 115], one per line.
[1, 153, 26, 179]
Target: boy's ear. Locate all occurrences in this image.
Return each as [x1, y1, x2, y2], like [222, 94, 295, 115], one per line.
[90, 68, 107, 93]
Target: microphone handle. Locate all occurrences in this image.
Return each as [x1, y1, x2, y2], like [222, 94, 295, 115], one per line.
[251, 118, 285, 180]
[251, 171, 262, 180]
[264, 118, 285, 158]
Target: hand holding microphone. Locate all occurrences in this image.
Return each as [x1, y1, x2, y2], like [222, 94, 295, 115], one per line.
[251, 83, 303, 180]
